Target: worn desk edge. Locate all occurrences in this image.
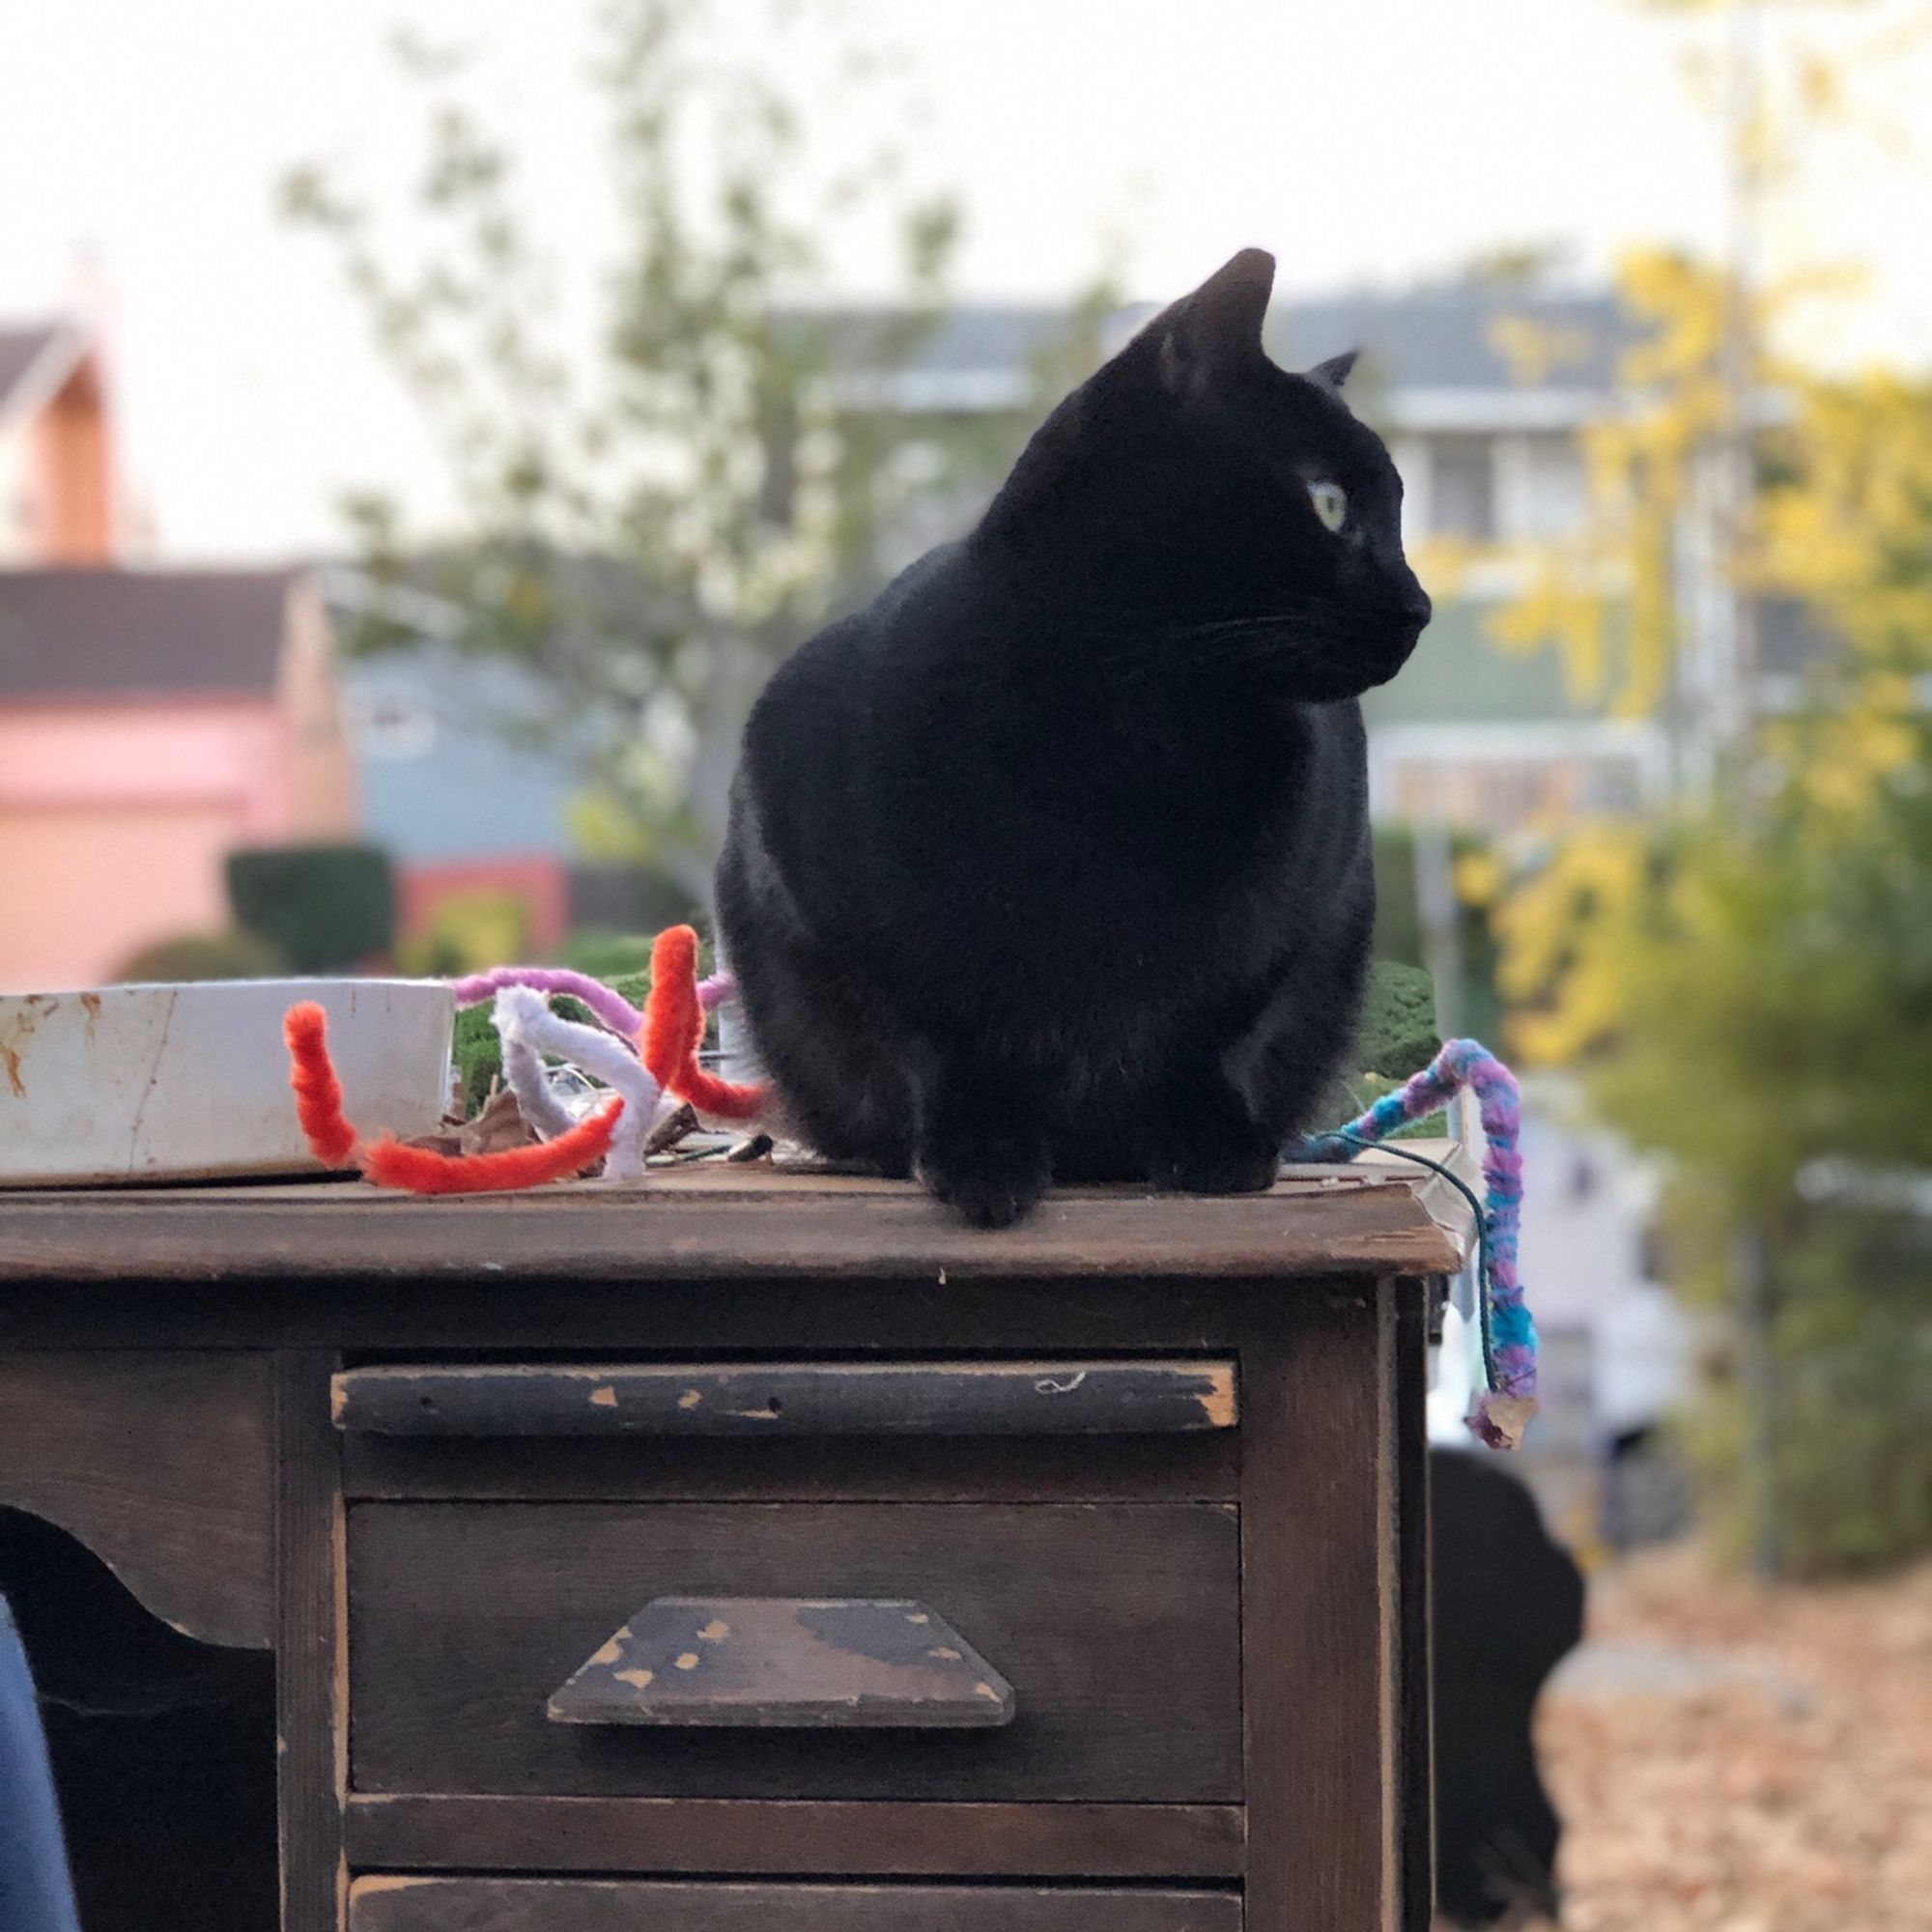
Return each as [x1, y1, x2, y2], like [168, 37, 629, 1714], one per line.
[0, 1156, 1471, 1284]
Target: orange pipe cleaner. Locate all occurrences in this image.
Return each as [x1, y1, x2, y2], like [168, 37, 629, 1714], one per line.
[641, 925, 767, 1122]
[283, 1003, 358, 1167]
[283, 999, 622, 1192]
[641, 925, 705, 1083]
[359, 1102, 623, 1194]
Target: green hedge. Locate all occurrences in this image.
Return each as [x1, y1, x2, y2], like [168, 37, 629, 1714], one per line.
[226, 843, 396, 973]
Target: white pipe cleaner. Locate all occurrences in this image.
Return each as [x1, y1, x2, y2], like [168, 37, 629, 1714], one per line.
[496, 1023, 580, 1142]
[492, 985, 664, 1181]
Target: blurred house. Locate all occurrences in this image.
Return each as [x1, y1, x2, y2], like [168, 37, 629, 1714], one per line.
[0, 318, 355, 993]
[335, 634, 588, 958]
[0, 569, 355, 991]
[327, 562, 706, 956]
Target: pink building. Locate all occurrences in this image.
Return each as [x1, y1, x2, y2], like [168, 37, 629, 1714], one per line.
[0, 322, 356, 992]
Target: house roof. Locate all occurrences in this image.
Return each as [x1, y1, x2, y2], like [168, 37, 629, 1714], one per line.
[805, 283, 1633, 427]
[1267, 287, 1629, 397]
[0, 569, 297, 699]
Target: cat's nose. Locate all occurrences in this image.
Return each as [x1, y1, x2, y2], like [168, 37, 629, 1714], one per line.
[1399, 585, 1432, 632]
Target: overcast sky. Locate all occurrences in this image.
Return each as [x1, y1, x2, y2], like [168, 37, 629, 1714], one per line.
[3, 0, 1927, 561]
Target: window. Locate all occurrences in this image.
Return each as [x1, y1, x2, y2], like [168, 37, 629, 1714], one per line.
[1519, 436, 1587, 540]
[346, 688, 436, 760]
[1429, 438, 1497, 543]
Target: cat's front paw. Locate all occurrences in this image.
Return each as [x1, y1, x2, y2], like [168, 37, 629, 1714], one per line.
[921, 1131, 1051, 1230]
[1152, 1137, 1283, 1198]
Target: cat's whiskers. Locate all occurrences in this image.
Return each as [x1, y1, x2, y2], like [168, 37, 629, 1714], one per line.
[1095, 602, 1392, 688]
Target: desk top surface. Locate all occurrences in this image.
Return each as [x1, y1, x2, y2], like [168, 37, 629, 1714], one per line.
[0, 1151, 1472, 1285]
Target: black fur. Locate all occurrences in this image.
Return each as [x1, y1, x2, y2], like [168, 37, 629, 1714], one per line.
[716, 248, 1431, 1226]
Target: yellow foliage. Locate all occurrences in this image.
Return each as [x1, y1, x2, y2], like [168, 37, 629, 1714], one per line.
[1492, 823, 1650, 1064]
[1486, 563, 1615, 707]
[1452, 847, 1507, 910]
[1495, 351, 1932, 1064]
[1486, 249, 1756, 721]
[1750, 370, 1932, 816]
[1487, 314, 1595, 387]
[1759, 373, 1932, 665]
[1486, 230, 1932, 1058]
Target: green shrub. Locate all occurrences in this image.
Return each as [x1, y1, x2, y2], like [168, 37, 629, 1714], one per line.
[558, 930, 659, 981]
[112, 929, 289, 983]
[1353, 961, 1439, 1079]
[226, 843, 395, 972]
[453, 969, 653, 1114]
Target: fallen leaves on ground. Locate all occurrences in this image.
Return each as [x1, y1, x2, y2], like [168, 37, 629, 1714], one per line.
[1526, 1545, 1932, 1931]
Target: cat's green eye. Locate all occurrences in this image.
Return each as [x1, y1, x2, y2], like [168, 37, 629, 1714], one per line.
[1307, 479, 1349, 533]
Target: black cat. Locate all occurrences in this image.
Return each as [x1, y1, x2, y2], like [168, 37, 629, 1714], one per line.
[715, 248, 1431, 1226]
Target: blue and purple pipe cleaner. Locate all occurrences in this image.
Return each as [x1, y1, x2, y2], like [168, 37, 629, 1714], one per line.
[1293, 1039, 1537, 1450]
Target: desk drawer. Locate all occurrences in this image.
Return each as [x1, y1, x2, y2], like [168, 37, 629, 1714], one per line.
[332, 1360, 1236, 1438]
[350, 1877, 1242, 1932]
[348, 1500, 1240, 1802]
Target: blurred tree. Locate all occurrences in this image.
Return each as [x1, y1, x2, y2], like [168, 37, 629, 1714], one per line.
[285, 0, 1098, 899]
[1484, 0, 1932, 1574]
[1490, 0, 1932, 1044]
[1487, 250, 1738, 739]
[1494, 359, 1932, 1053]
[1569, 737, 1932, 1574]
[1490, 319, 1932, 1578]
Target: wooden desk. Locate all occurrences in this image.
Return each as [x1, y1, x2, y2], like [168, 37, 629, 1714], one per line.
[0, 1165, 1467, 1932]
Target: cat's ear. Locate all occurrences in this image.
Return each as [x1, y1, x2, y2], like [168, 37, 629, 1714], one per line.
[1308, 350, 1359, 394]
[1159, 247, 1275, 394]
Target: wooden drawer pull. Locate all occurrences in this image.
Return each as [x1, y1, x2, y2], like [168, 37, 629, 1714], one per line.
[547, 1597, 1016, 1729]
[333, 1361, 1236, 1438]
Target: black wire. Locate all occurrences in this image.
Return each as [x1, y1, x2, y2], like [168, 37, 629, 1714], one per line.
[1337, 1129, 1498, 1393]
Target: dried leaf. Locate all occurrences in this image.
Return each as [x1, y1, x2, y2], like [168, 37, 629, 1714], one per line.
[459, 1086, 541, 1156]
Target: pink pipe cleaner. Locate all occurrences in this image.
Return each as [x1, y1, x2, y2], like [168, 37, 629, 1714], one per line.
[448, 966, 646, 1036]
